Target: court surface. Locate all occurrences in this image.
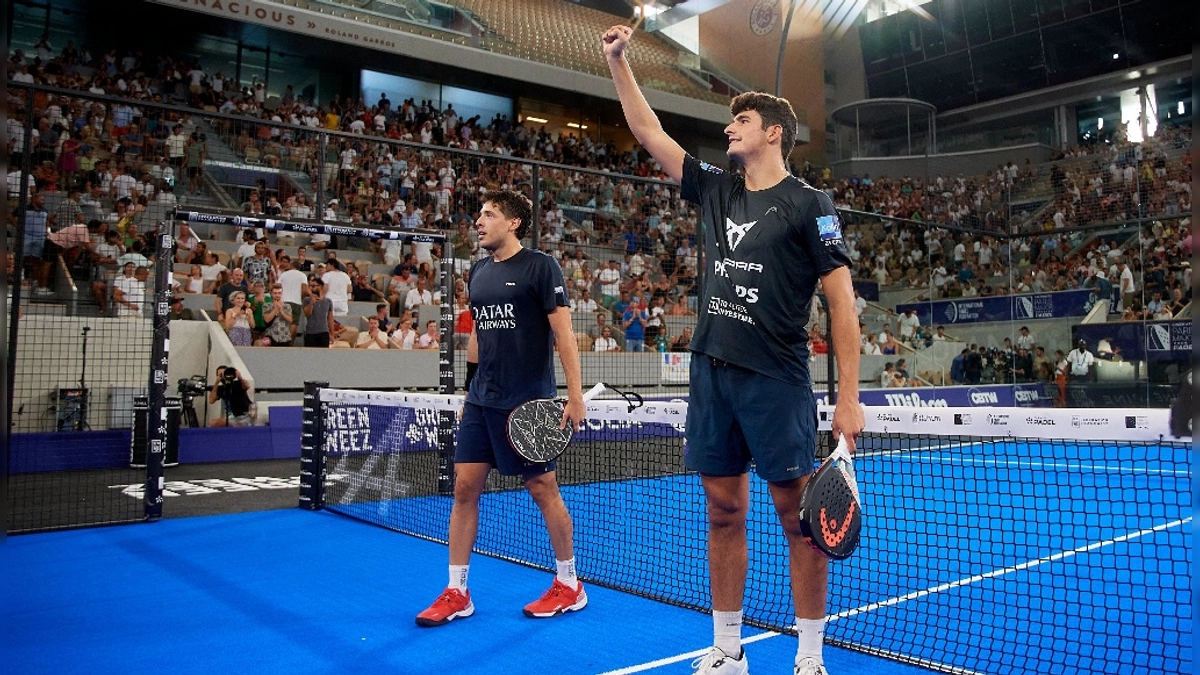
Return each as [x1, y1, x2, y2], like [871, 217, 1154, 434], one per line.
[4, 509, 932, 675]
[5, 434, 1190, 674]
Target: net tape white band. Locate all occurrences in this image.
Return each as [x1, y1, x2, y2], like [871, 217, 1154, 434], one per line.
[319, 388, 689, 424]
[318, 390, 1176, 441]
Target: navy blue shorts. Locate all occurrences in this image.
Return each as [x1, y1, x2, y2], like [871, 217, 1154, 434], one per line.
[685, 355, 817, 482]
[455, 403, 557, 479]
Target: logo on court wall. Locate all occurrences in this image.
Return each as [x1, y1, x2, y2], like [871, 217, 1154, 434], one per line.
[749, 0, 779, 35]
[1125, 415, 1148, 429]
[953, 413, 973, 425]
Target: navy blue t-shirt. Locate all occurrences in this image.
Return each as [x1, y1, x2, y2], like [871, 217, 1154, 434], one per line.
[466, 248, 570, 410]
[681, 154, 853, 385]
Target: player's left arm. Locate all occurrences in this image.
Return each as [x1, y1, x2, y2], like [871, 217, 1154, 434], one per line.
[820, 265, 865, 449]
[548, 306, 585, 431]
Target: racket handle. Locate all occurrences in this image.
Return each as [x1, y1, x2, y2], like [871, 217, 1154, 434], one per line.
[582, 382, 606, 402]
[832, 433, 852, 460]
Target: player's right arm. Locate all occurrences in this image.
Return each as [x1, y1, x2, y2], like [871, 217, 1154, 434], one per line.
[602, 25, 686, 183]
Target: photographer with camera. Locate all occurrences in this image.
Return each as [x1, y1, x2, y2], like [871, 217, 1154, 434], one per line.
[208, 365, 254, 427]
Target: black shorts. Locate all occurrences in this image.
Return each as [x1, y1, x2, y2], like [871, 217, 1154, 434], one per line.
[685, 355, 817, 482]
[455, 403, 556, 479]
[304, 332, 329, 348]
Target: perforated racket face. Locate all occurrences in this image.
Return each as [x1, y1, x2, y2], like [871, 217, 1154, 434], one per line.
[507, 399, 573, 463]
[798, 458, 862, 560]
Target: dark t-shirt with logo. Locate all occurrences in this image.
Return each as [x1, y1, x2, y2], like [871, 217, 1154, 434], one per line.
[681, 154, 852, 385]
[466, 248, 569, 409]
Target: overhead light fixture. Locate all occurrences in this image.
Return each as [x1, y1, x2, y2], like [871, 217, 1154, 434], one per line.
[567, 122, 583, 128]
[526, 116, 548, 124]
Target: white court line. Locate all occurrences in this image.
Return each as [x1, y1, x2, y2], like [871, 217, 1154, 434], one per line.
[828, 516, 1191, 622]
[595, 630, 780, 675]
[890, 453, 1192, 477]
[595, 517, 1192, 675]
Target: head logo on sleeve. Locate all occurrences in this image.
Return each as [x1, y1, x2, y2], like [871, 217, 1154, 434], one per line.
[817, 215, 843, 246]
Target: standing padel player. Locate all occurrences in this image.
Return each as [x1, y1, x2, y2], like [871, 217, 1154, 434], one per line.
[604, 25, 865, 675]
[416, 189, 588, 627]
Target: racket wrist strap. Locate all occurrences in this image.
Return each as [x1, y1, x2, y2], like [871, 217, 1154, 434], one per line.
[464, 361, 478, 392]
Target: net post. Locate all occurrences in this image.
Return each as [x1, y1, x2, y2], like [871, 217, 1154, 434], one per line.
[142, 230, 174, 522]
[436, 252, 456, 496]
[299, 381, 328, 510]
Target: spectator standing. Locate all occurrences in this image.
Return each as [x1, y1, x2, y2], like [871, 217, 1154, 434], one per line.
[302, 278, 334, 347]
[224, 290, 254, 346]
[622, 294, 648, 352]
[261, 284, 295, 347]
[1066, 340, 1095, 382]
[322, 262, 353, 317]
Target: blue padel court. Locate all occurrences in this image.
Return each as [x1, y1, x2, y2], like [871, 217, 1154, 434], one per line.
[5, 433, 1191, 675]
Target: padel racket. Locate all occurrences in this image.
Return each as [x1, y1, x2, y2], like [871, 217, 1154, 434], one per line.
[798, 434, 862, 560]
[507, 383, 606, 462]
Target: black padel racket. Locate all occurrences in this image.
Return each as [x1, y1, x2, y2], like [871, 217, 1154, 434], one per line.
[798, 434, 862, 560]
[507, 383, 606, 462]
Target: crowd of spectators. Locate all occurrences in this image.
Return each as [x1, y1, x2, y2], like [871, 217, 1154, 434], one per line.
[7, 37, 1191, 383]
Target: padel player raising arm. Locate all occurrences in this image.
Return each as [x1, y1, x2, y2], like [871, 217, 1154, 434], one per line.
[604, 25, 865, 675]
[416, 189, 588, 627]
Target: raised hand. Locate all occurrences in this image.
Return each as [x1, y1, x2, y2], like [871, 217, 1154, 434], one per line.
[602, 25, 632, 61]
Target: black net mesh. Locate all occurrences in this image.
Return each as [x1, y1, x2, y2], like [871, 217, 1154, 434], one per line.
[315, 390, 1191, 675]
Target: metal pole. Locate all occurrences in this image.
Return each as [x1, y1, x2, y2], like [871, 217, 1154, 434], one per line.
[774, 0, 798, 97]
[6, 90, 36, 465]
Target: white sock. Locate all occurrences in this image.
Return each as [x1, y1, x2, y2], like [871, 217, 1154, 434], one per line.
[556, 558, 578, 589]
[796, 618, 826, 663]
[448, 564, 469, 591]
[713, 610, 743, 657]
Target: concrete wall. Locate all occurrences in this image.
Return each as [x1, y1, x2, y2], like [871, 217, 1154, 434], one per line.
[233, 347, 440, 390]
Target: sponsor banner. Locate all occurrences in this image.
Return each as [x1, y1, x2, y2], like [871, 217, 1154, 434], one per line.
[1075, 320, 1190, 362]
[824, 385, 1018, 408]
[660, 352, 691, 383]
[146, 0, 403, 51]
[320, 390, 689, 449]
[897, 289, 1091, 326]
[816, 405, 1174, 442]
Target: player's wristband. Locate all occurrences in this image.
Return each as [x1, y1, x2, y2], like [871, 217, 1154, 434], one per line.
[464, 361, 478, 393]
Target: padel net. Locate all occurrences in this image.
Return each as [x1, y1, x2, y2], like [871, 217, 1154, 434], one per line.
[300, 384, 1191, 675]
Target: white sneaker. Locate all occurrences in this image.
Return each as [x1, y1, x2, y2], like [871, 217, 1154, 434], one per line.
[794, 657, 829, 675]
[34, 287, 54, 296]
[691, 647, 748, 675]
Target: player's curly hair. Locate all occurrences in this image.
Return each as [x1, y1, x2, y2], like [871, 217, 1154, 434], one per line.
[485, 189, 533, 239]
[730, 91, 799, 163]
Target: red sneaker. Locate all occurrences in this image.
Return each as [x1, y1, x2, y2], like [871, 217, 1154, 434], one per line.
[415, 587, 475, 627]
[522, 579, 588, 618]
